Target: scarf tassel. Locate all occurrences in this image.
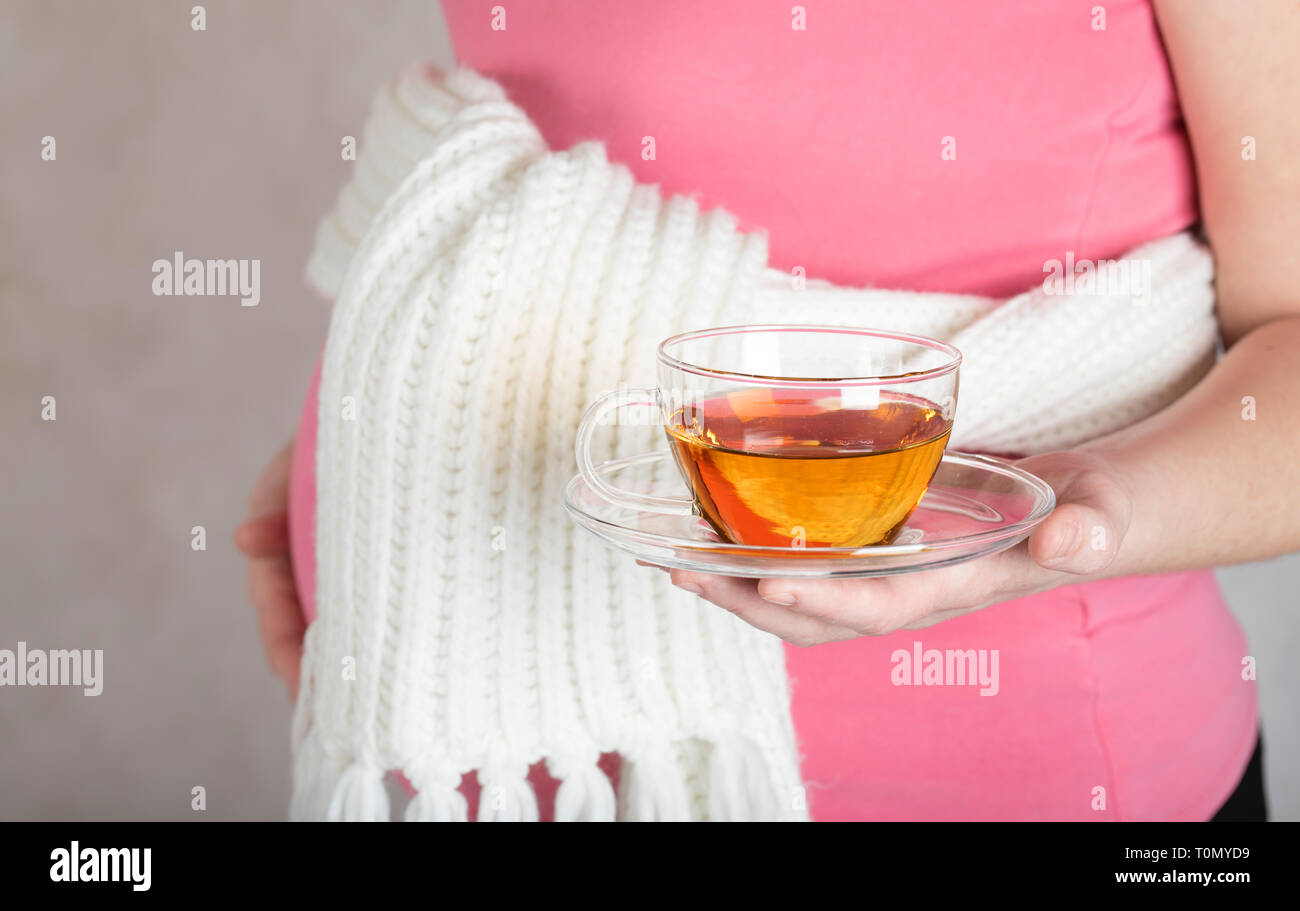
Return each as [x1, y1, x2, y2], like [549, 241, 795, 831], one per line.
[707, 739, 783, 822]
[404, 783, 469, 822]
[549, 754, 617, 822]
[288, 731, 352, 822]
[477, 768, 541, 822]
[325, 761, 391, 822]
[402, 763, 469, 821]
[619, 749, 693, 822]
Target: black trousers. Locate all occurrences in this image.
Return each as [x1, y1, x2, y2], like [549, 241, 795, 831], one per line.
[1210, 735, 1268, 821]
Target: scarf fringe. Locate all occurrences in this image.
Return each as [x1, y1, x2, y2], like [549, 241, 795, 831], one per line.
[619, 756, 693, 822]
[548, 753, 617, 822]
[476, 770, 541, 822]
[326, 762, 390, 822]
[706, 740, 786, 821]
[404, 764, 470, 822]
[288, 734, 795, 821]
[404, 788, 469, 822]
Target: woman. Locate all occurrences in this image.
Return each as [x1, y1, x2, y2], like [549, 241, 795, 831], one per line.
[238, 0, 1296, 820]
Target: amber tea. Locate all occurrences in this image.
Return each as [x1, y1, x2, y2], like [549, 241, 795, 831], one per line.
[574, 325, 961, 547]
[666, 388, 951, 547]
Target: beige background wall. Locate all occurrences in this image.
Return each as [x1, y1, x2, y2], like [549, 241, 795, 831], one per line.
[1, 0, 1295, 821]
[1, 0, 452, 820]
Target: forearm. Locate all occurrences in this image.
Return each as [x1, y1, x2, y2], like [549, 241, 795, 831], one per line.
[1077, 314, 1300, 578]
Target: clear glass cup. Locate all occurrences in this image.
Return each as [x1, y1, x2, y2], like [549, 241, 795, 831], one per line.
[575, 324, 961, 547]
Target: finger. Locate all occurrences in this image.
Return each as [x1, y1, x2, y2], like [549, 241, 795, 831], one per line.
[235, 512, 291, 558]
[635, 559, 670, 573]
[670, 571, 859, 646]
[755, 544, 1042, 635]
[898, 601, 991, 630]
[257, 607, 303, 699]
[753, 575, 917, 635]
[248, 556, 306, 699]
[247, 439, 295, 516]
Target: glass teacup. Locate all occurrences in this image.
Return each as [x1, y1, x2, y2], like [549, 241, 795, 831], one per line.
[575, 325, 961, 548]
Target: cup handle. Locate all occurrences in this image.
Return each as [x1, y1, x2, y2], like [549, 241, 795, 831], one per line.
[575, 387, 696, 516]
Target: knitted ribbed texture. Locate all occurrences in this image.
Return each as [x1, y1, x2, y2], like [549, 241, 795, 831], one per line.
[746, 232, 1217, 455]
[293, 64, 803, 822]
[291, 63, 1217, 822]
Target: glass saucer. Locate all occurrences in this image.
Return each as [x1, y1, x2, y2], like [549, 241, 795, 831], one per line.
[563, 450, 1055, 578]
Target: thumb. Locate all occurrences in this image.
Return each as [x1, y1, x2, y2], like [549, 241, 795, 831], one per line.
[1025, 457, 1132, 575]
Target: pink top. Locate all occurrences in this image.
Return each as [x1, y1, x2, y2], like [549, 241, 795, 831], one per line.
[290, 0, 1257, 819]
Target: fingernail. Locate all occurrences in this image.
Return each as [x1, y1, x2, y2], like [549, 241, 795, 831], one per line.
[1045, 521, 1082, 565]
[676, 582, 703, 595]
[761, 590, 797, 606]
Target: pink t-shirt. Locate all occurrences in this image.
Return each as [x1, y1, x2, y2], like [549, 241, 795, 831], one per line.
[290, 0, 1257, 819]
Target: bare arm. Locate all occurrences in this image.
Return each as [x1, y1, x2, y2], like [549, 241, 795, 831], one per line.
[1086, 0, 1300, 575]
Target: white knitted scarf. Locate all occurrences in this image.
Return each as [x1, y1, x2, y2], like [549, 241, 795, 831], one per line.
[289, 64, 1217, 821]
